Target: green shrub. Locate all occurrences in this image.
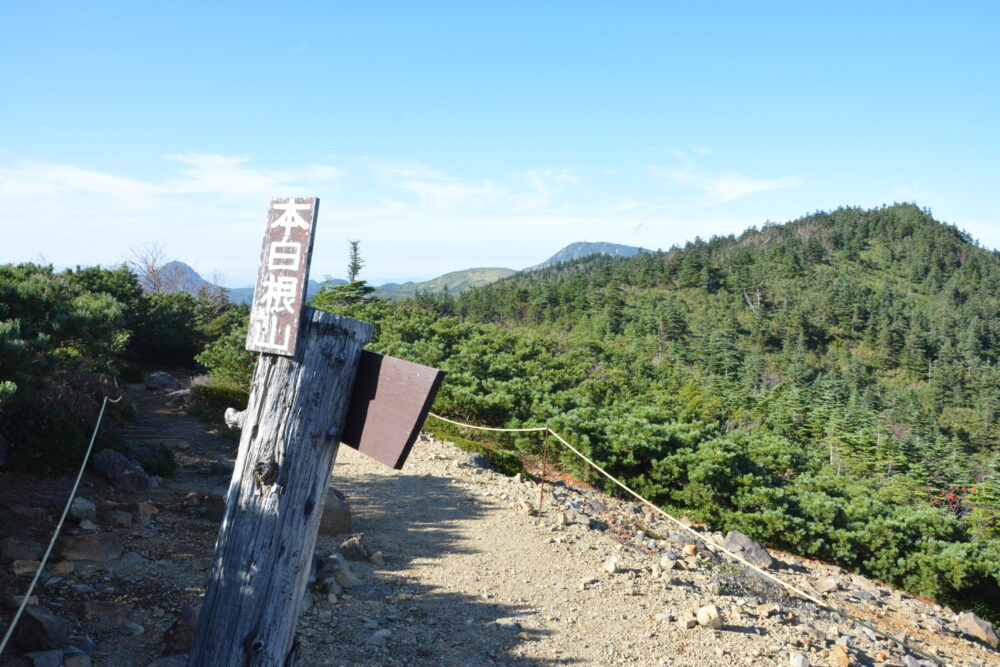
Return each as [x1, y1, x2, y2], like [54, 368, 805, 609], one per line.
[195, 309, 256, 387]
[191, 380, 249, 437]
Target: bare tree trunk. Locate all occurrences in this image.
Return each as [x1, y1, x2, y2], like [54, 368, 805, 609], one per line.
[189, 308, 372, 666]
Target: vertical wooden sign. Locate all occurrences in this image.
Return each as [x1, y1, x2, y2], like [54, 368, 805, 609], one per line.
[246, 197, 319, 357]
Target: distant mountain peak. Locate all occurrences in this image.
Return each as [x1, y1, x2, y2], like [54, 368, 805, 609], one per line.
[375, 267, 515, 300]
[139, 260, 211, 294]
[532, 242, 648, 269]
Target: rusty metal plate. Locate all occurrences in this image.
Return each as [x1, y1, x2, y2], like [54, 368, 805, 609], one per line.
[341, 351, 445, 469]
[246, 197, 319, 357]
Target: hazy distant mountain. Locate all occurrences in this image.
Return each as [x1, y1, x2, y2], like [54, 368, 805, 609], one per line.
[532, 242, 648, 269]
[375, 268, 516, 300]
[140, 261, 217, 294]
[226, 279, 335, 306]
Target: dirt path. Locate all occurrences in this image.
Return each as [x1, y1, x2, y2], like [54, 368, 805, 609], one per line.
[309, 441, 997, 667]
[1, 378, 998, 666]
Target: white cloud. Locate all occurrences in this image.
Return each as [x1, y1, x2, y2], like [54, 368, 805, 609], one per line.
[702, 173, 802, 204]
[163, 153, 344, 199]
[650, 159, 800, 205]
[519, 168, 579, 197]
[400, 178, 502, 210]
[0, 163, 157, 202]
[367, 159, 448, 182]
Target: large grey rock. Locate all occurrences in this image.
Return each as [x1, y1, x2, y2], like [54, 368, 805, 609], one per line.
[61, 533, 122, 562]
[91, 449, 151, 492]
[339, 534, 372, 561]
[69, 497, 97, 522]
[722, 530, 774, 569]
[145, 372, 184, 391]
[956, 611, 999, 648]
[13, 606, 72, 651]
[1, 537, 44, 562]
[318, 552, 362, 589]
[466, 452, 491, 470]
[319, 489, 352, 536]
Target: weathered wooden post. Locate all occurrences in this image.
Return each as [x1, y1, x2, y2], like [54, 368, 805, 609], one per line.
[189, 199, 371, 665]
[189, 198, 443, 666]
[191, 309, 370, 665]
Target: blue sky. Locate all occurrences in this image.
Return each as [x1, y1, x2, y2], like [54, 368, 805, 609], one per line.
[2, 1, 997, 286]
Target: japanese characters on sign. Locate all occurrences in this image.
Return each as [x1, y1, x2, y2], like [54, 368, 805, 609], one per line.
[246, 197, 319, 356]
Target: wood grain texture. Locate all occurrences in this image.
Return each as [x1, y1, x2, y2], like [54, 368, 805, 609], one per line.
[189, 307, 372, 666]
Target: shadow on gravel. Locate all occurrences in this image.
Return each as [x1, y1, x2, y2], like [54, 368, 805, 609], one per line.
[312, 460, 577, 665]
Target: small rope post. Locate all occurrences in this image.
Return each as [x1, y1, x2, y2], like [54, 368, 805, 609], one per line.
[536, 427, 549, 525]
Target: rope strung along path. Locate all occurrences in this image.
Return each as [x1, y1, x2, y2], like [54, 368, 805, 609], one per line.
[427, 412, 547, 433]
[426, 411, 944, 666]
[0, 390, 124, 655]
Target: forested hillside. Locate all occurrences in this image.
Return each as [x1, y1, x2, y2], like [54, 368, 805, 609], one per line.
[289, 204, 1000, 618]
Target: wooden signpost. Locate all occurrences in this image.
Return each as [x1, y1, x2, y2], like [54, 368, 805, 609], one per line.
[189, 198, 443, 666]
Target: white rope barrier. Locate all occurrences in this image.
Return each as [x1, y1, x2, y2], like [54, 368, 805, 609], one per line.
[428, 412, 547, 433]
[427, 411, 944, 665]
[0, 390, 124, 655]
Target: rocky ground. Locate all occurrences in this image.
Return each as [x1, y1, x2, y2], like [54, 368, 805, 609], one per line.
[0, 373, 998, 666]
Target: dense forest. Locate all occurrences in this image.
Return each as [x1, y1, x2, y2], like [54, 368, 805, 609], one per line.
[2, 203, 999, 620]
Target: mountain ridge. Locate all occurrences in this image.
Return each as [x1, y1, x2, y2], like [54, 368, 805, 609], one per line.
[159, 240, 649, 304]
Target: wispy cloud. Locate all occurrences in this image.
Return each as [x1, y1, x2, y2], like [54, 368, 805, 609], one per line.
[649, 149, 800, 205]
[0, 163, 157, 202]
[701, 173, 802, 204]
[519, 168, 579, 197]
[163, 153, 344, 199]
[400, 178, 502, 210]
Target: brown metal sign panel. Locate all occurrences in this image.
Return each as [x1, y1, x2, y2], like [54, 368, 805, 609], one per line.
[342, 350, 445, 469]
[246, 197, 319, 357]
